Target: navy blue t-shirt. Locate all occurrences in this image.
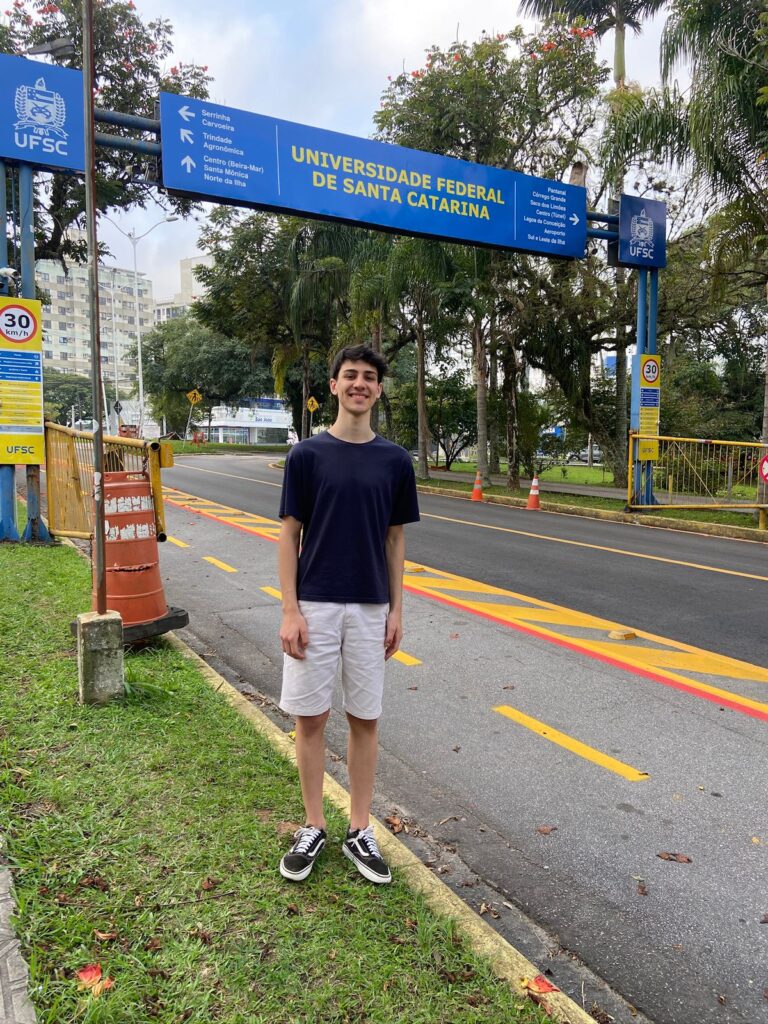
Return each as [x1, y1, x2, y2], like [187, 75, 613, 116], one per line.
[279, 432, 420, 603]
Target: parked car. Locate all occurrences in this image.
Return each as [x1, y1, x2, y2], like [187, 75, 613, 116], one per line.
[573, 445, 602, 463]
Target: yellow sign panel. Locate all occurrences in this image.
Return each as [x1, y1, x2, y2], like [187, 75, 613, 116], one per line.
[640, 354, 660, 387]
[186, 389, 203, 405]
[306, 396, 319, 413]
[637, 355, 661, 460]
[0, 297, 45, 465]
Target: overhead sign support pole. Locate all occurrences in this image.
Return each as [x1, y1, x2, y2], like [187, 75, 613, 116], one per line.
[19, 162, 50, 542]
[0, 156, 20, 541]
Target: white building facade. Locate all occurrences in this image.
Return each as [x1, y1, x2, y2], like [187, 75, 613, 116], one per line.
[37, 259, 153, 393]
[200, 399, 293, 445]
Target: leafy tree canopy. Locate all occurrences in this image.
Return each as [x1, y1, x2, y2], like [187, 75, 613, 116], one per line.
[0, 0, 211, 264]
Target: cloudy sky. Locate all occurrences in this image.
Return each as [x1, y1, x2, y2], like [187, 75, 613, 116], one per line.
[101, 0, 675, 301]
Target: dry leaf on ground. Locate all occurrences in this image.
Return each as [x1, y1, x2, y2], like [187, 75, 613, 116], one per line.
[657, 852, 692, 863]
[522, 974, 559, 995]
[536, 825, 557, 836]
[385, 815, 404, 833]
[76, 963, 114, 998]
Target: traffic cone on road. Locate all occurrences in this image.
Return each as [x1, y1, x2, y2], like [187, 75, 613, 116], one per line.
[471, 470, 484, 502]
[526, 474, 541, 510]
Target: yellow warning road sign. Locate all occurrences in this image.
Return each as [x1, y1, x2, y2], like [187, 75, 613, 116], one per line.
[186, 389, 203, 406]
[306, 396, 319, 413]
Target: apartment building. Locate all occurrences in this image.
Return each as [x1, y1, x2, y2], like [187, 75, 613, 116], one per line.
[37, 259, 153, 394]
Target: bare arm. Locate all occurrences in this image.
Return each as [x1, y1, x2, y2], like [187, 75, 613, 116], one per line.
[384, 524, 405, 660]
[278, 516, 308, 659]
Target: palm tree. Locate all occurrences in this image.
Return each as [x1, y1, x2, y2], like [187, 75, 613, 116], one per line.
[518, 0, 667, 88]
[519, 0, 666, 486]
[386, 239, 451, 479]
[605, 0, 768, 472]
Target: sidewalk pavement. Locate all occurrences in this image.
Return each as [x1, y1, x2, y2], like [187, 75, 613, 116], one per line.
[0, 865, 36, 1023]
[427, 466, 625, 500]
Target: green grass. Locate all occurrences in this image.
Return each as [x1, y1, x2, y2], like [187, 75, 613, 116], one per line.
[538, 466, 615, 486]
[418, 476, 763, 529]
[170, 441, 290, 456]
[0, 543, 551, 1024]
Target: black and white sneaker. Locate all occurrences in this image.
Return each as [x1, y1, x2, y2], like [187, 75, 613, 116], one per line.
[279, 825, 327, 881]
[342, 824, 392, 884]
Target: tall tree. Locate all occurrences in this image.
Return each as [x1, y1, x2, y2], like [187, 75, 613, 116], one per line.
[519, 0, 666, 485]
[376, 26, 607, 483]
[605, 0, 768, 463]
[0, 0, 210, 264]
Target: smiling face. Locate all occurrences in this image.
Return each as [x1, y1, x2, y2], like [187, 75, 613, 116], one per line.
[330, 358, 383, 418]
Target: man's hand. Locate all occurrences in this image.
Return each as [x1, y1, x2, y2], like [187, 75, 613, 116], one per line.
[384, 609, 402, 660]
[280, 609, 309, 660]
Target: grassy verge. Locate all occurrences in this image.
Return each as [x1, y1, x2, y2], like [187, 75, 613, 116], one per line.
[418, 476, 761, 529]
[170, 441, 290, 456]
[0, 543, 551, 1024]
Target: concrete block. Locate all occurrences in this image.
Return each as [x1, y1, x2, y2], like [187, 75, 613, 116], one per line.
[77, 611, 124, 705]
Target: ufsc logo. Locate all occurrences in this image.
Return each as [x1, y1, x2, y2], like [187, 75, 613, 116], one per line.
[14, 76, 68, 156]
[5, 445, 34, 455]
[629, 209, 655, 261]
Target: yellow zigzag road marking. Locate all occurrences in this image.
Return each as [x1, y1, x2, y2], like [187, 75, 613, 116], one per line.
[163, 489, 768, 704]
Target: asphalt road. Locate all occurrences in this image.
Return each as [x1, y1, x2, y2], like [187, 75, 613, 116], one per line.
[156, 454, 768, 1024]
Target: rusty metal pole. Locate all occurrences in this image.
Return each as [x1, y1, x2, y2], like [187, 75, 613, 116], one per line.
[82, 0, 107, 613]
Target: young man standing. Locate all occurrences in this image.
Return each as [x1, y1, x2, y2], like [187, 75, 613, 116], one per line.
[277, 344, 419, 884]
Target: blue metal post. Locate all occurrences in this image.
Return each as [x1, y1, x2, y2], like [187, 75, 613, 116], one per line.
[630, 270, 648, 504]
[647, 268, 658, 355]
[19, 163, 51, 541]
[0, 160, 19, 540]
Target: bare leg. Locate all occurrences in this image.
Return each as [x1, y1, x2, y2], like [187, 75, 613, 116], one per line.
[294, 711, 330, 829]
[347, 713, 378, 830]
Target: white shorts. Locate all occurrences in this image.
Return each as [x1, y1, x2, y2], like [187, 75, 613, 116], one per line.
[280, 601, 388, 720]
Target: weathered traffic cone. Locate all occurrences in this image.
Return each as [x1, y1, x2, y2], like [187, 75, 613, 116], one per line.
[471, 470, 484, 502]
[526, 474, 541, 510]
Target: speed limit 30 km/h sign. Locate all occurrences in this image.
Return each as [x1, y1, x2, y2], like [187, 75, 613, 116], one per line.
[0, 302, 39, 345]
[0, 296, 45, 465]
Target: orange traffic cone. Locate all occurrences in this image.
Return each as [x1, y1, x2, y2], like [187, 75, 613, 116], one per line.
[526, 474, 541, 510]
[471, 470, 484, 502]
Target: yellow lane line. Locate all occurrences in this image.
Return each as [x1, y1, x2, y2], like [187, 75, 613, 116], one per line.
[421, 511, 768, 584]
[392, 650, 422, 666]
[203, 556, 238, 573]
[166, 535, 189, 548]
[261, 586, 282, 600]
[494, 705, 649, 781]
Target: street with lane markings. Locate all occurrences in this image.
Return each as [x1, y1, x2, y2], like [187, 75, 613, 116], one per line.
[157, 453, 768, 1024]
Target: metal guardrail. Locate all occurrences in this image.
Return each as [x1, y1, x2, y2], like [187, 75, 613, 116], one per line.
[44, 422, 172, 540]
[628, 433, 768, 526]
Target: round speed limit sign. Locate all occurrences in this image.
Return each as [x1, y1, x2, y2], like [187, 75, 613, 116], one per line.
[641, 357, 660, 385]
[760, 453, 768, 485]
[0, 303, 39, 344]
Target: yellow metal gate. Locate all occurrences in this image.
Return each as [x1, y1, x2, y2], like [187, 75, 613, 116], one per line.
[627, 433, 768, 527]
[44, 423, 172, 540]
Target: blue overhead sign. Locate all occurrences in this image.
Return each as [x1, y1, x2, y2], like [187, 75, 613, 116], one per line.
[0, 54, 84, 173]
[618, 194, 666, 269]
[160, 92, 587, 259]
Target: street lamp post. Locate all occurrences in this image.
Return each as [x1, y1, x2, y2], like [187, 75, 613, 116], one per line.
[102, 214, 178, 433]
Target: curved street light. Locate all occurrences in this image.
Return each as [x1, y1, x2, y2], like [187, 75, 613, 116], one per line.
[102, 213, 178, 432]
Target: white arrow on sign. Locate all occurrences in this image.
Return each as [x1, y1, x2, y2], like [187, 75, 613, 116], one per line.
[178, 105, 195, 122]
[179, 128, 194, 144]
[181, 155, 196, 173]
[569, 213, 580, 225]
